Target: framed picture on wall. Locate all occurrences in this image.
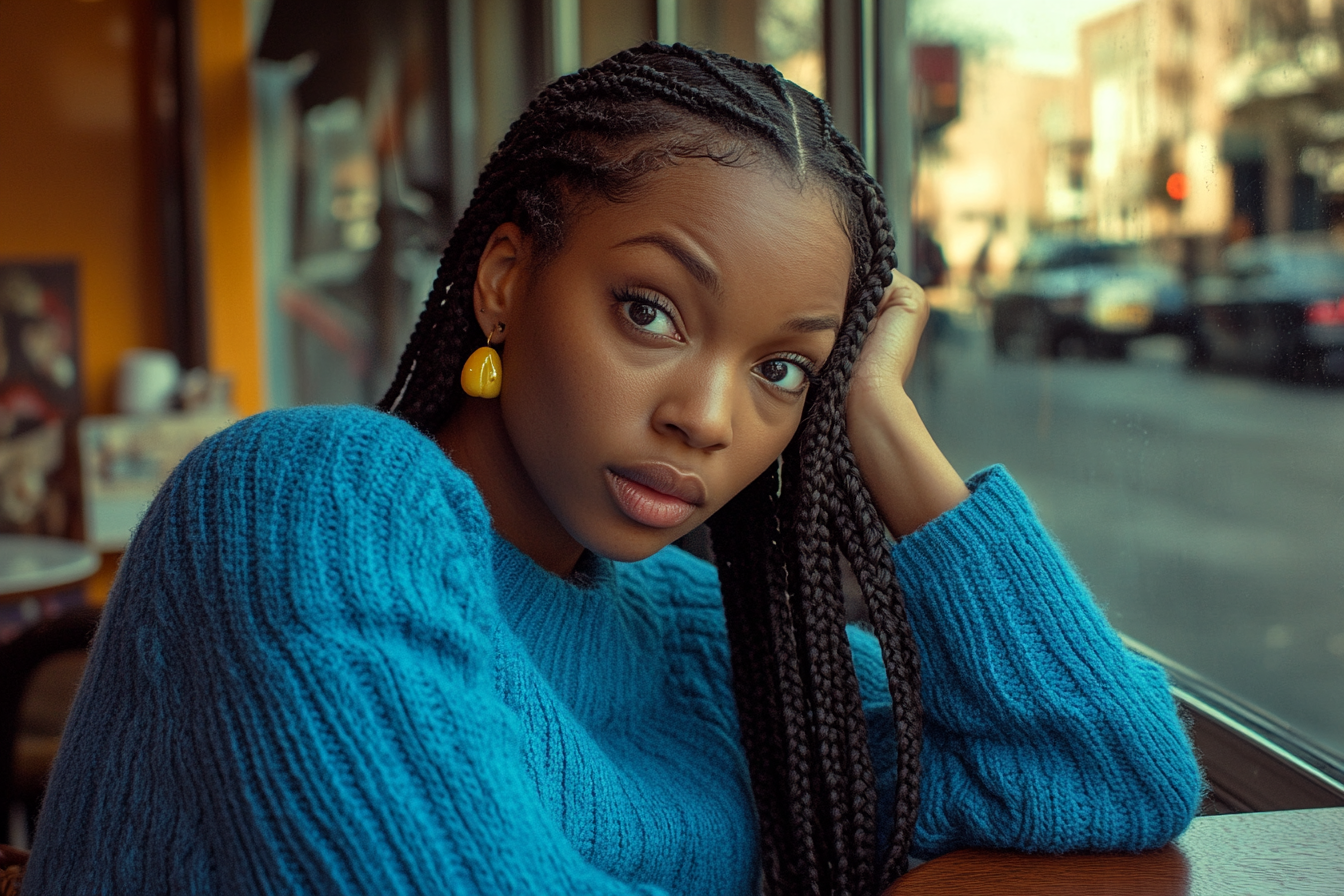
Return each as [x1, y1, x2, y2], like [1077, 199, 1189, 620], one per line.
[0, 260, 82, 539]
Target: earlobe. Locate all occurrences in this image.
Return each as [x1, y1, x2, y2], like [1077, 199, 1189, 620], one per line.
[473, 222, 529, 335]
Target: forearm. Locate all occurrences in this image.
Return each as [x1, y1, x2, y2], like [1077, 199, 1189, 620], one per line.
[847, 390, 969, 536]
[888, 468, 1202, 854]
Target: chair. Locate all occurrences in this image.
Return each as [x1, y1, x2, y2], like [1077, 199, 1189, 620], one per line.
[0, 607, 100, 844]
[0, 844, 27, 896]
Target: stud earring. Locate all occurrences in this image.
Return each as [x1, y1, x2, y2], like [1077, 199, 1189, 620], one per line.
[460, 323, 505, 398]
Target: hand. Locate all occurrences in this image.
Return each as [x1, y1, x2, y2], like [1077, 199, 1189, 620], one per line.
[849, 270, 929, 405]
[845, 271, 969, 536]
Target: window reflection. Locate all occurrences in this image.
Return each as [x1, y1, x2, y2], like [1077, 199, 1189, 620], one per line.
[909, 0, 1344, 757]
[254, 0, 452, 408]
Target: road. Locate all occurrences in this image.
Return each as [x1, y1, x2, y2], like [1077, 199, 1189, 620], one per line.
[903, 316, 1344, 758]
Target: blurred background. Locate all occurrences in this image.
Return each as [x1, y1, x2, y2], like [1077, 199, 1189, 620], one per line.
[2, 0, 1343, 845]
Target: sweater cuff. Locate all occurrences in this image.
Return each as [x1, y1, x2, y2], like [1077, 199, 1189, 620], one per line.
[894, 463, 1052, 564]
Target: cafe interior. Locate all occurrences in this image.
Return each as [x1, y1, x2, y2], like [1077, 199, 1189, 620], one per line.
[2, 0, 1343, 892]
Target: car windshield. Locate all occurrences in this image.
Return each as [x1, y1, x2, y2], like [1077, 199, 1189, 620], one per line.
[1231, 246, 1344, 291]
[1278, 252, 1344, 285]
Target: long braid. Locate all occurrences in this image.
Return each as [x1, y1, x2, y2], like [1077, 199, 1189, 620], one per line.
[380, 42, 925, 894]
[713, 459, 815, 892]
[806, 89, 927, 881]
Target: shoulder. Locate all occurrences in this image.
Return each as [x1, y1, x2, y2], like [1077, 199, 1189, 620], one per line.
[172, 405, 488, 531]
[192, 405, 468, 489]
[126, 405, 493, 624]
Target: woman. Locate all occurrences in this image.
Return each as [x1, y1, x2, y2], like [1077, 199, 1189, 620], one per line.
[25, 43, 1200, 895]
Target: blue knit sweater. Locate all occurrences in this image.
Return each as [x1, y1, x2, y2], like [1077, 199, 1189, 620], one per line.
[25, 405, 1201, 895]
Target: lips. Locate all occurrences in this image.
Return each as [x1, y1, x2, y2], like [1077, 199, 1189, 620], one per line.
[605, 463, 707, 529]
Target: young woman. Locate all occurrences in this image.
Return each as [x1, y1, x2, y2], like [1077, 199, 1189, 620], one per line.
[25, 43, 1201, 896]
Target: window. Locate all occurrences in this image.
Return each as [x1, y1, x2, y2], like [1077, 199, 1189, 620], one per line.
[904, 0, 1344, 797]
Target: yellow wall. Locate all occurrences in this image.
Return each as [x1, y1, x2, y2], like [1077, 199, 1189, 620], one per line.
[0, 0, 166, 415]
[0, 0, 264, 417]
[195, 0, 265, 417]
[1, 0, 264, 603]
[0, 0, 168, 603]
[581, 0, 656, 67]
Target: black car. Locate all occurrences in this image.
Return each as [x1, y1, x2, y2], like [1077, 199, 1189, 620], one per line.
[1190, 235, 1344, 381]
[991, 238, 1188, 360]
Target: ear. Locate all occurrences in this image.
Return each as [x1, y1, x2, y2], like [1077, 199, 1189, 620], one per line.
[472, 222, 530, 340]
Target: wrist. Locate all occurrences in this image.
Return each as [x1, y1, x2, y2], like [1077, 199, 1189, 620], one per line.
[847, 390, 969, 536]
[846, 387, 921, 475]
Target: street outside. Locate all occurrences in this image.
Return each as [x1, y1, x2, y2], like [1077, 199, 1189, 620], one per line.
[904, 313, 1344, 758]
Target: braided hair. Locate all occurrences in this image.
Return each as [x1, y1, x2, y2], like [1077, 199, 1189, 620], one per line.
[378, 42, 923, 895]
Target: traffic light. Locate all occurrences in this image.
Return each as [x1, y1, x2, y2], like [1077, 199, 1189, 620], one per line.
[1165, 171, 1188, 202]
[1149, 141, 1185, 207]
[912, 45, 960, 136]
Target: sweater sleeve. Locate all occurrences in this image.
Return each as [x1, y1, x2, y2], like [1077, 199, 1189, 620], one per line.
[25, 406, 663, 896]
[849, 465, 1202, 860]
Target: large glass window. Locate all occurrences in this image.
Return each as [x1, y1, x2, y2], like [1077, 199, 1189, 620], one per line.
[907, 0, 1344, 762]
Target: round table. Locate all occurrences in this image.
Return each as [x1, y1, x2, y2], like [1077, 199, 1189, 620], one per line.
[0, 535, 100, 600]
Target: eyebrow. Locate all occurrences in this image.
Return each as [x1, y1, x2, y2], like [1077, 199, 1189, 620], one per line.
[616, 231, 842, 334]
[616, 233, 721, 292]
[782, 314, 842, 334]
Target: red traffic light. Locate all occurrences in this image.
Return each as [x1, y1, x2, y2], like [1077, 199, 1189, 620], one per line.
[1165, 172, 1188, 201]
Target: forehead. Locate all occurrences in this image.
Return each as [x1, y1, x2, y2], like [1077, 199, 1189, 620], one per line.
[562, 160, 852, 312]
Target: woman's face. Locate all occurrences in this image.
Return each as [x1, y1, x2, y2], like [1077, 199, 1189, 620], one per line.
[475, 158, 852, 566]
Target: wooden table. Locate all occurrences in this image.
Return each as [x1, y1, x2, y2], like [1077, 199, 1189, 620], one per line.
[883, 807, 1344, 895]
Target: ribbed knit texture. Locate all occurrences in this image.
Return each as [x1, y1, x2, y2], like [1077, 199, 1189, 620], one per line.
[863, 466, 1203, 858]
[24, 406, 1200, 895]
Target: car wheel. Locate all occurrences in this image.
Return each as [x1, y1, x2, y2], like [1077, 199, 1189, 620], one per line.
[991, 314, 1011, 357]
[1322, 348, 1344, 382]
[1019, 304, 1057, 359]
[1186, 330, 1212, 370]
[1272, 340, 1317, 383]
[1085, 333, 1128, 361]
[993, 302, 1058, 360]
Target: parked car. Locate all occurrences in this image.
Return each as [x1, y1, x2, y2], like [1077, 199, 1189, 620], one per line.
[1190, 235, 1344, 382]
[990, 238, 1188, 360]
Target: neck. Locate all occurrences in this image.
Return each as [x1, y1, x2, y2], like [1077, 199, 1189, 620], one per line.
[436, 397, 586, 578]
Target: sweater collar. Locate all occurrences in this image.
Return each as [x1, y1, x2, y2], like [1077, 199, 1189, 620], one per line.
[488, 531, 665, 727]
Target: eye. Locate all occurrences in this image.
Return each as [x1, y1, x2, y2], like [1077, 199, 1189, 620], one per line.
[616, 291, 680, 340]
[755, 357, 814, 395]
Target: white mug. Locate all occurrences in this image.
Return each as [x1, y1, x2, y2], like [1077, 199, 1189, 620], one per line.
[116, 349, 181, 415]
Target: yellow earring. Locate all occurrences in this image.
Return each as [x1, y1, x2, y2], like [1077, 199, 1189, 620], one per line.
[460, 323, 504, 398]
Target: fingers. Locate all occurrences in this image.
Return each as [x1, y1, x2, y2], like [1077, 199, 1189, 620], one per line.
[851, 272, 933, 401]
[866, 272, 929, 385]
[878, 270, 929, 324]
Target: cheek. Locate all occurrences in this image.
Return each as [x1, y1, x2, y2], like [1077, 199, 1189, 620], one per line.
[711, 404, 804, 509]
[500, 309, 648, 459]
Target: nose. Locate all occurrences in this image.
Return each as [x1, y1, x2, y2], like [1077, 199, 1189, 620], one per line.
[652, 362, 734, 451]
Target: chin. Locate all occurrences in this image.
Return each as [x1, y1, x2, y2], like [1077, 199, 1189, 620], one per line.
[574, 520, 689, 564]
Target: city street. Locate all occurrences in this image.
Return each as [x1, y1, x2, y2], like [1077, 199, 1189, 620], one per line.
[905, 317, 1344, 757]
